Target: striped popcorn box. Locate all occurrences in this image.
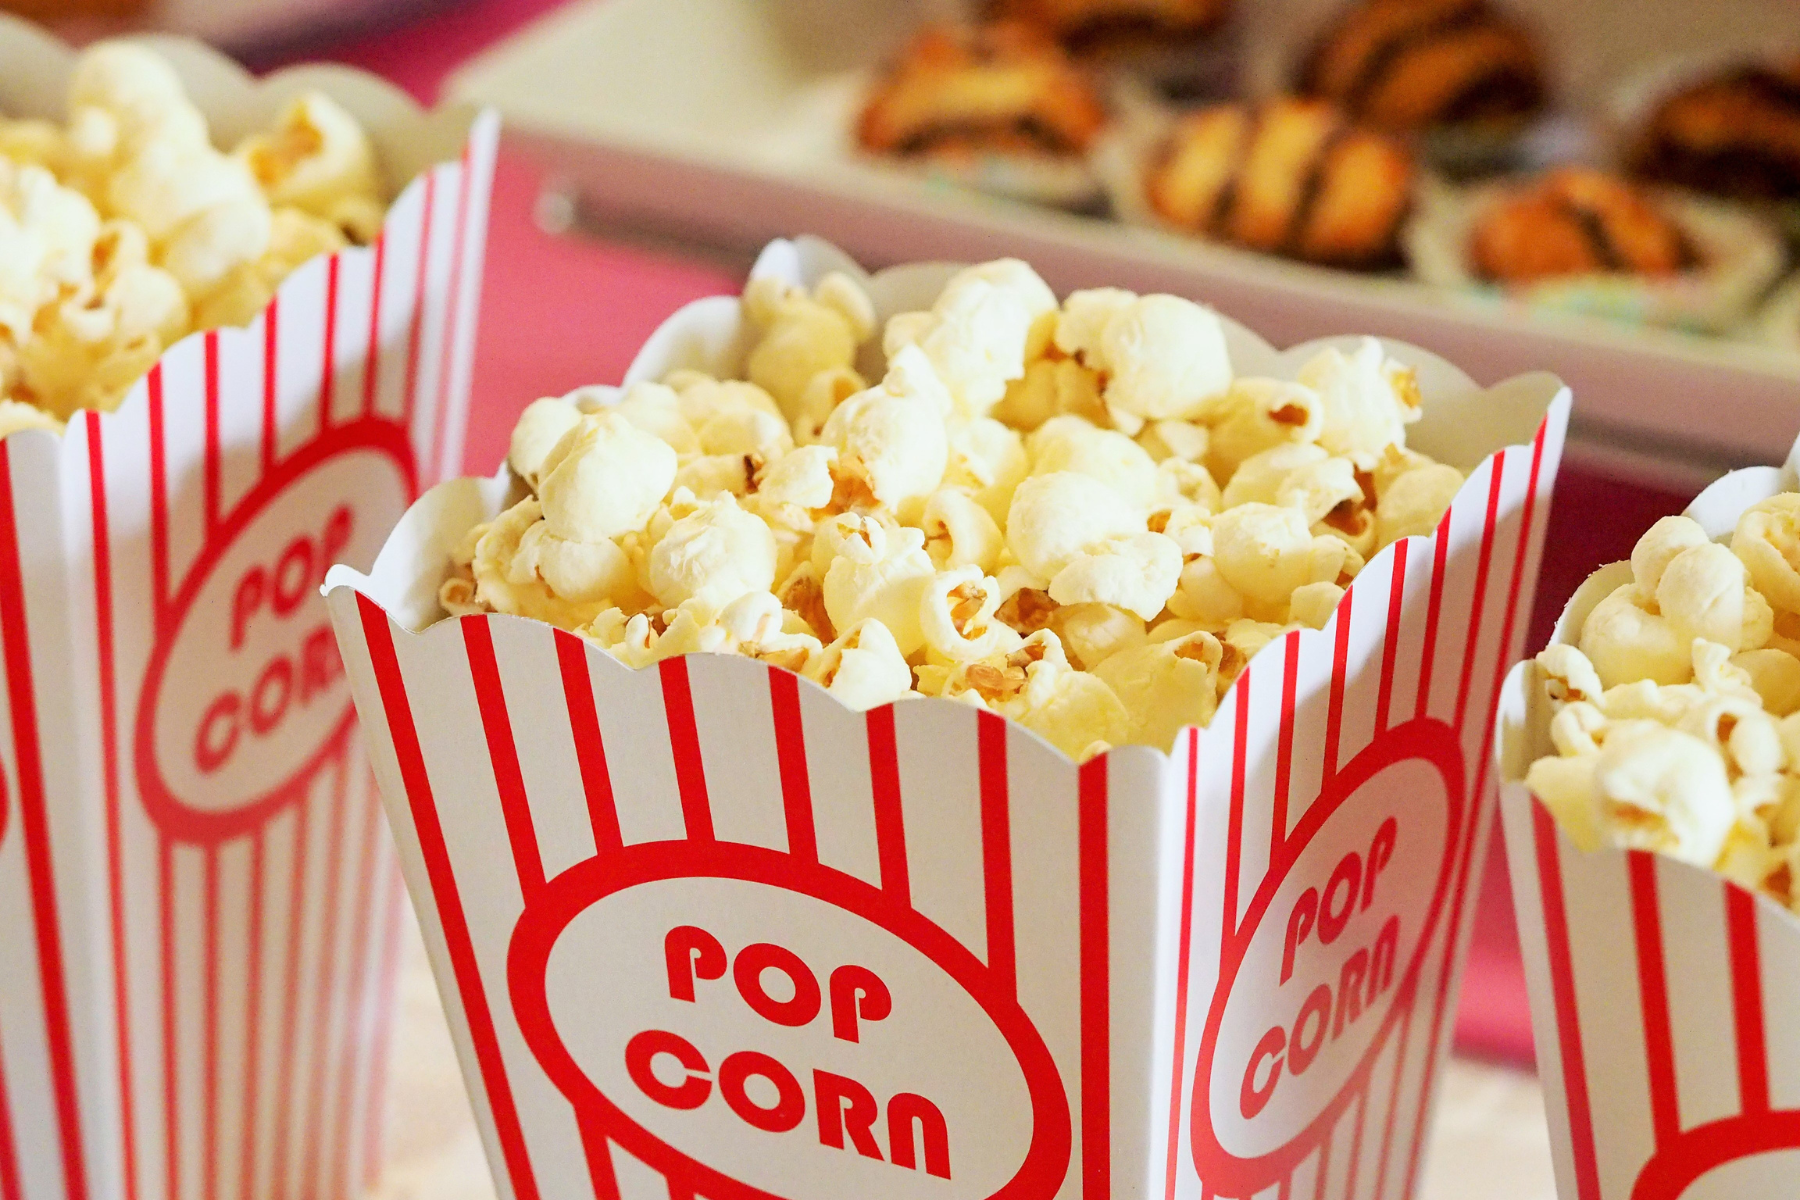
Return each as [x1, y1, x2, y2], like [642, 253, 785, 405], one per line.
[325, 238, 1568, 1200]
[1499, 442, 1800, 1200]
[0, 19, 499, 1200]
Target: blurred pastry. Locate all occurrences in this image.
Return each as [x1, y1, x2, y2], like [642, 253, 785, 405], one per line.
[1147, 97, 1414, 269]
[1631, 60, 1800, 203]
[991, 0, 1233, 57]
[858, 23, 1109, 161]
[1470, 168, 1694, 283]
[1298, 0, 1546, 134]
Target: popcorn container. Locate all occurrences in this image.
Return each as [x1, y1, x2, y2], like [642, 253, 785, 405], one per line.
[325, 238, 1567, 1200]
[0, 19, 499, 1200]
[1497, 436, 1800, 1200]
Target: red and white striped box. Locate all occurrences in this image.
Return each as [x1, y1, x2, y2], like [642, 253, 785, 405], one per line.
[1499, 444, 1800, 1200]
[0, 19, 498, 1200]
[326, 238, 1568, 1200]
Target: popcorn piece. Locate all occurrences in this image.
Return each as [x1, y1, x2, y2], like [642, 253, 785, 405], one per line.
[1733, 649, 1800, 717]
[1579, 584, 1692, 689]
[1210, 503, 1356, 610]
[1153, 458, 1223, 514]
[1591, 721, 1739, 869]
[612, 382, 699, 456]
[919, 567, 1020, 662]
[1138, 418, 1209, 465]
[1005, 471, 1143, 581]
[1289, 581, 1346, 630]
[755, 444, 838, 512]
[508, 397, 582, 489]
[921, 487, 1005, 573]
[465, 500, 610, 627]
[648, 492, 778, 614]
[513, 517, 635, 604]
[1734, 495, 1800, 615]
[1093, 630, 1224, 750]
[1053, 603, 1146, 671]
[743, 272, 876, 418]
[818, 513, 935, 657]
[0, 399, 61, 438]
[1655, 541, 1772, 654]
[1028, 414, 1160, 509]
[884, 259, 1056, 418]
[1375, 461, 1463, 547]
[1538, 644, 1605, 706]
[945, 416, 1028, 525]
[1207, 378, 1324, 481]
[1054, 290, 1232, 428]
[995, 356, 1104, 432]
[807, 619, 915, 711]
[1048, 531, 1183, 621]
[236, 92, 382, 241]
[539, 412, 678, 542]
[946, 632, 1129, 759]
[821, 346, 951, 517]
[1632, 515, 1711, 597]
[1296, 338, 1420, 463]
[792, 365, 866, 445]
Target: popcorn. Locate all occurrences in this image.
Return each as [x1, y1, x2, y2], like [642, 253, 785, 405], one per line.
[236, 92, 383, 242]
[1733, 496, 1800, 615]
[453, 261, 1465, 759]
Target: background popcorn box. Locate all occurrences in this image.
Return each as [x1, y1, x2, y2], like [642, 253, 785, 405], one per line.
[1497, 438, 1800, 1200]
[325, 238, 1567, 1200]
[0, 18, 499, 1200]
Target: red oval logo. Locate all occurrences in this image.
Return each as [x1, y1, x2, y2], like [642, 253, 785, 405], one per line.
[508, 841, 1073, 1200]
[1191, 717, 1465, 1193]
[1635, 1114, 1800, 1200]
[134, 422, 413, 841]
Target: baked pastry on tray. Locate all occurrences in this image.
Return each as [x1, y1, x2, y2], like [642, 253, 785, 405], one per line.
[990, 0, 1234, 56]
[1470, 168, 1693, 284]
[859, 23, 1108, 164]
[1630, 58, 1800, 204]
[1145, 96, 1414, 269]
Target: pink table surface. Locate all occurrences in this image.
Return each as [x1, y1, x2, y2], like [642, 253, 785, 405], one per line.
[270, 0, 1703, 1068]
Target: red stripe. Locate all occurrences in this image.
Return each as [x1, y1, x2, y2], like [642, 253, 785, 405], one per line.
[1079, 757, 1110, 1200]
[1312, 1128, 1332, 1200]
[148, 366, 169, 617]
[769, 667, 816, 864]
[262, 299, 279, 471]
[1374, 539, 1409, 734]
[204, 331, 221, 531]
[866, 706, 909, 904]
[1534, 805, 1602, 1200]
[1452, 453, 1507, 731]
[202, 847, 221, 1200]
[0, 446, 89, 1200]
[0, 1021, 20, 1200]
[1223, 677, 1250, 948]
[1272, 632, 1299, 859]
[320, 255, 342, 428]
[1344, 1089, 1368, 1195]
[431, 148, 475, 483]
[328, 774, 387, 1199]
[402, 173, 438, 432]
[1725, 887, 1770, 1114]
[978, 712, 1016, 996]
[1414, 509, 1452, 721]
[464, 618, 547, 898]
[1323, 590, 1353, 777]
[161, 839, 178, 1200]
[577, 1120, 622, 1200]
[659, 658, 713, 842]
[358, 595, 543, 1200]
[362, 235, 387, 419]
[1372, 1008, 1416, 1198]
[87, 412, 138, 1200]
[239, 833, 266, 1200]
[1629, 853, 1680, 1143]
[269, 799, 313, 1200]
[359, 867, 408, 1190]
[1163, 734, 1201, 1200]
[300, 760, 352, 1200]
[555, 631, 621, 855]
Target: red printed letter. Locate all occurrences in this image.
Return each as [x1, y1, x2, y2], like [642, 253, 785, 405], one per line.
[272, 535, 315, 616]
[1334, 949, 1369, 1039]
[829, 965, 891, 1043]
[249, 656, 294, 736]
[734, 942, 822, 1028]
[665, 926, 726, 1002]
[1287, 984, 1333, 1077]
[1368, 915, 1400, 1003]
[625, 1030, 710, 1110]
[1282, 888, 1317, 985]
[719, 1051, 805, 1133]
[194, 693, 240, 774]
[231, 566, 266, 651]
[1240, 1026, 1285, 1120]
[888, 1093, 951, 1180]
[320, 506, 353, 572]
[1318, 851, 1362, 945]
[1362, 818, 1397, 911]
[814, 1070, 883, 1160]
[299, 625, 343, 703]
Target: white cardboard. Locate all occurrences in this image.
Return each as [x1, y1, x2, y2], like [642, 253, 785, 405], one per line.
[1497, 438, 1800, 1200]
[0, 19, 498, 1200]
[327, 238, 1568, 1200]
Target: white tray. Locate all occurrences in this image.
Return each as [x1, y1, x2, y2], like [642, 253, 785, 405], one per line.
[370, 898, 1556, 1199]
[445, 0, 1800, 490]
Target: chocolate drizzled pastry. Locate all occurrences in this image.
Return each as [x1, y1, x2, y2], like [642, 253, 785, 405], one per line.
[858, 23, 1109, 160]
[990, 0, 1234, 57]
[1147, 97, 1415, 269]
[1298, 0, 1546, 133]
[1632, 60, 1800, 202]
[1471, 168, 1695, 283]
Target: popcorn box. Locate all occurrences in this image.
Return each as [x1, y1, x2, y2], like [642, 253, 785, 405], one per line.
[0, 18, 498, 1200]
[1497, 438, 1800, 1200]
[326, 238, 1567, 1200]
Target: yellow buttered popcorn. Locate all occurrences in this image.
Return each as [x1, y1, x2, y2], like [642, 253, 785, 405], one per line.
[1529, 509, 1800, 911]
[446, 261, 1469, 758]
[0, 42, 388, 428]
